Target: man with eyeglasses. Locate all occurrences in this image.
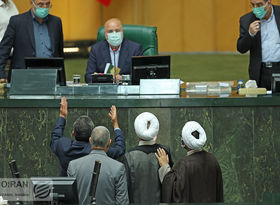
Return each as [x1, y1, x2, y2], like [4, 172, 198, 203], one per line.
[0, 0, 64, 83]
[237, 0, 280, 90]
[85, 18, 143, 83]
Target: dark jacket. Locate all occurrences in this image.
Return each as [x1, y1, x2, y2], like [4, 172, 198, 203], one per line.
[121, 143, 173, 203]
[237, 5, 280, 85]
[0, 10, 64, 81]
[50, 117, 126, 176]
[85, 39, 143, 83]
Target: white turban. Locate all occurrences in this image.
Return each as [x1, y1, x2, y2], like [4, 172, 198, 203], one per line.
[181, 121, 207, 150]
[134, 112, 159, 141]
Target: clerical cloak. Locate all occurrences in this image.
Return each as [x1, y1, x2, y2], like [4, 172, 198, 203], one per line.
[121, 143, 173, 203]
[162, 150, 223, 203]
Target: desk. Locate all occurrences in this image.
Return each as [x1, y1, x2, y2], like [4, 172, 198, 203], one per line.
[0, 93, 279, 203]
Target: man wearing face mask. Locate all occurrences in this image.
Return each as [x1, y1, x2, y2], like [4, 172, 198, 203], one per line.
[85, 18, 143, 83]
[237, 0, 280, 90]
[0, 0, 64, 83]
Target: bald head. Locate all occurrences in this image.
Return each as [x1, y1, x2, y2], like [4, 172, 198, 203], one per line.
[104, 18, 123, 33]
[104, 18, 123, 48]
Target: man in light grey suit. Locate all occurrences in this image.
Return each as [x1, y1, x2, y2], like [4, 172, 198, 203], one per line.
[67, 118, 129, 204]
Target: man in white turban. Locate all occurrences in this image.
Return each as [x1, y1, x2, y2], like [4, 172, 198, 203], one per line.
[155, 121, 224, 203]
[121, 112, 173, 203]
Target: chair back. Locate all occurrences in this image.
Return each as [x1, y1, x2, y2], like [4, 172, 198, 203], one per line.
[97, 24, 158, 56]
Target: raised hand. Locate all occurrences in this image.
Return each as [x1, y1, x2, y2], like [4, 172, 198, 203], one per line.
[249, 20, 261, 36]
[59, 97, 68, 118]
[108, 105, 119, 129]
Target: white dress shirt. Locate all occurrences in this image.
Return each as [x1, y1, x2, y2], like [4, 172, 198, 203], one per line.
[0, 0, 18, 42]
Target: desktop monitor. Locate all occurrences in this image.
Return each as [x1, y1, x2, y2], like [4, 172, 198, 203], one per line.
[25, 57, 66, 86]
[30, 177, 78, 204]
[131, 55, 170, 85]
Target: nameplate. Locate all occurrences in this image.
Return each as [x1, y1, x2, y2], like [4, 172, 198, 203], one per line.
[139, 79, 180, 95]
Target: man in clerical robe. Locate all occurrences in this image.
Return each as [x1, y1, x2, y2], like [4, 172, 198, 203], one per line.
[121, 112, 173, 203]
[155, 121, 224, 203]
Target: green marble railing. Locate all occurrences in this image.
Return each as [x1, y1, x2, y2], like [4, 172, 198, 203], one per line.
[0, 95, 279, 203]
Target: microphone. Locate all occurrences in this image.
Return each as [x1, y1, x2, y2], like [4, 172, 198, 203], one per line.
[9, 160, 23, 204]
[112, 48, 117, 84]
[89, 160, 102, 205]
[9, 160, 20, 178]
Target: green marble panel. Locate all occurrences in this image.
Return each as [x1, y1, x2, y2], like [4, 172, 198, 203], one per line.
[0, 103, 279, 203]
[213, 107, 255, 202]
[170, 107, 213, 163]
[0, 109, 7, 177]
[253, 107, 280, 202]
[5, 108, 51, 177]
[45, 108, 62, 176]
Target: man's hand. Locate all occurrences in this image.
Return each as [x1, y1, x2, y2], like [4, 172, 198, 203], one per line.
[108, 105, 119, 129]
[116, 74, 122, 84]
[0, 79, 7, 84]
[155, 148, 169, 167]
[249, 20, 261, 36]
[59, 97, 68, 119]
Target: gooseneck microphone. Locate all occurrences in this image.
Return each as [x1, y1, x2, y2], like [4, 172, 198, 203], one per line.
[9, 160, 20, 178]
[112, 48, 117, 84]
[9, 160, 23, 205]
[89, 160, 102, 205]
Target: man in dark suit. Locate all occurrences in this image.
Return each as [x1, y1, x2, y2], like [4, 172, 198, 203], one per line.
[0, 0, 64, 83]
[237, 0, 280, 90]
[85, 18, 143, 83]
[50, 97, 126, 176]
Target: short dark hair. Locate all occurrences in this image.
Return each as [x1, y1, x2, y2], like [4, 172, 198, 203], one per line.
[73, 116, 94, 141]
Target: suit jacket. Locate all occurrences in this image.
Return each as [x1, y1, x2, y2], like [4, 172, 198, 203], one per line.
[85, 39, 143, 83]
[0, 10, 64, 81]
[67, 150, 129, 205]
[237, 5, 280, 85]
[50, 117, 126, 176]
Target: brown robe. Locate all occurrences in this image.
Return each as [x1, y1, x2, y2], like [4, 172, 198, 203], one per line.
[162, 150, 223, 203]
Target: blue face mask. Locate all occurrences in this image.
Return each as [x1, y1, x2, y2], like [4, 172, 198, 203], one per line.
[252, 2, 268, 19]
[107, 32, 123, 47]
[33, 1, 49, 19]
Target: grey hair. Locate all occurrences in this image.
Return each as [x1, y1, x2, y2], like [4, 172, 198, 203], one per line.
[73, 116, 94, 141]
[91, 126, 110, 148]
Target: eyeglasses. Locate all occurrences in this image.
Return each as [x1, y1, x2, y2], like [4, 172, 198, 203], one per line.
[33, 1, 52, 8]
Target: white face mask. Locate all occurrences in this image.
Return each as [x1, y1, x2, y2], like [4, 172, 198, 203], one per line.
[107, 31, 123, 47]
